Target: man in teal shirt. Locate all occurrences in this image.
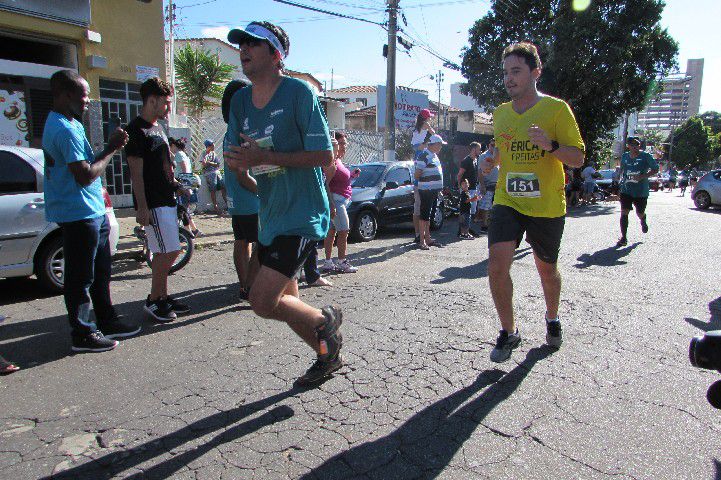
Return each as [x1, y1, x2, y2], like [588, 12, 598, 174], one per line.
[617, 137, 659, 247]
[224, 21, 344, 388]
[43, 70, 140, 352]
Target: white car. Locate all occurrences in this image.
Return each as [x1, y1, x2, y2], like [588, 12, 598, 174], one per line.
[0, 146, 119, 293]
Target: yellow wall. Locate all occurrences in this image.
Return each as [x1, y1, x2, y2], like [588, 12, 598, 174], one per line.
[0, 0, 166, 98]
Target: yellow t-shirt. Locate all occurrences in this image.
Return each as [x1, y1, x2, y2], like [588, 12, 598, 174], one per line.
[493, 95, 585, 218]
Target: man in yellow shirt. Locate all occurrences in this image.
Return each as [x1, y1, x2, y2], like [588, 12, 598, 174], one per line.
[488, 42, 585, 363]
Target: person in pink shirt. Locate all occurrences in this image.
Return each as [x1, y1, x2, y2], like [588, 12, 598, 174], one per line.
[321, 131, 360, 273]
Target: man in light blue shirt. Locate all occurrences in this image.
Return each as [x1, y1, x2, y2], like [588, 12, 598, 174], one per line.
[224, 21, 344, 388]
[42, 70, 140, 353]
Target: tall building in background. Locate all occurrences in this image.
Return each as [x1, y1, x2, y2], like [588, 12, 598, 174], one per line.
[636, 59, 704, 135]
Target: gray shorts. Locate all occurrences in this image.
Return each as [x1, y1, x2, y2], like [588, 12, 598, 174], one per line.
[331, 193, 351, 231]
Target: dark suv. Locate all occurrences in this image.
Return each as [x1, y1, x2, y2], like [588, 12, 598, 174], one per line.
[347, 161, 444, 241]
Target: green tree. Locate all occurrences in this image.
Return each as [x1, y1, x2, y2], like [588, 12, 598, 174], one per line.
[174, 44, 234, 117]
[699, 111, 721, 135]
[642, 128, 664, 147]
[671, 117, 712, 169]
[460, 0, 678, 157]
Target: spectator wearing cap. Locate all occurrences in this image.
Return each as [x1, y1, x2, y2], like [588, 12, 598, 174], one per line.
[414, 134, 446, 250]
[198, 138, 227, 215]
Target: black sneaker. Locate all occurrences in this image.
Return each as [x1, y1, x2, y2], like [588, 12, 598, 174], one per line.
[99, 316, 141, 340]
[167, 296, 190, 315]
[316, 306, 343, 361]
[144, 297, 177, 323]
[469, 229, 480, 237]
[294, 355, 344, 388]
[71, 331, 118, 353]
[546, 320, 563, 348]
[616, 237, 628, 248]
[489, 329, 521, 363]
[480, 226, 488, 233]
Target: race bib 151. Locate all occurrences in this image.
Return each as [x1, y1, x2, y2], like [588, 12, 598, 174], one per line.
[506, 172, 540, 198]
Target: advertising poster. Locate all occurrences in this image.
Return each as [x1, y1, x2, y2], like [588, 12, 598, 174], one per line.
[376, 85, 429, 133]
[0, 89, 30, 147]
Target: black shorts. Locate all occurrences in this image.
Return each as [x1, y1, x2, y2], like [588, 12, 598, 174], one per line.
[619, 194, 648, 213]
[231, 214, 259, 243]
[258, 235, 317, 279]
[488, 204, 565, 264]
[418, 189, 439, 221]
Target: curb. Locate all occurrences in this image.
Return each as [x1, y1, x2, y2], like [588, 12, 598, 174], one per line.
[113, 236, 235, 262]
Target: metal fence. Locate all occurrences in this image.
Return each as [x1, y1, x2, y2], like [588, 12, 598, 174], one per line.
[344, 130, 384, 164]
[184, 115, 227, 168]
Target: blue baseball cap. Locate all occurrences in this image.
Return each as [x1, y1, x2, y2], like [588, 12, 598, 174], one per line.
[204, 139, 214, 147]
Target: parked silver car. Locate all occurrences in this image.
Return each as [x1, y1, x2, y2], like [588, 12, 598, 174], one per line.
[692, 170, 721, 210]
[0, 146, 119, 292]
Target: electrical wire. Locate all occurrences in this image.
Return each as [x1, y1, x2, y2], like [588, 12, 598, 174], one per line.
[304, 0, 387, 11]
[271, 0, 388, 27]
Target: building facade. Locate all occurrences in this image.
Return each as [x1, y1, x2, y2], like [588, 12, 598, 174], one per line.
[636, 59, 704, 135]
[0, 0, 166, 207]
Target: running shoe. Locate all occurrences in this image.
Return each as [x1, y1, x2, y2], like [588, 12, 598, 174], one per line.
[546, 320, 563, 348]
[319, 259, 336, 272]
[144, 296, 177, 323]
[489, 329, 521, 363]
[616, 237, 628, 248]
[167, 296, 190, 315]
[99, 316, 141, 340]
[335, 259, 357, 273]
[71, 331, 118, 353]
[316, 306, 343, 361]
[294, 354, 344, 388]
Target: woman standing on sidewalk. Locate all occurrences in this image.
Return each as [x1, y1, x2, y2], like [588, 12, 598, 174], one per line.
[321, 131, 360, 273]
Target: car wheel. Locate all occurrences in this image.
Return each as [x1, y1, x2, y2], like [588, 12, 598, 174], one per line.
[430, 199, 444, 230]
[35, 236, 64, 293]
[352, 209, 378, 242]
[694, 191, 711, 210]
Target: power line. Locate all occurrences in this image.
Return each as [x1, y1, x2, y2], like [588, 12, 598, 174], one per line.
[176, 0, 219, 9]
[304, 0, 386, 11]
[271, 0, 387, 27]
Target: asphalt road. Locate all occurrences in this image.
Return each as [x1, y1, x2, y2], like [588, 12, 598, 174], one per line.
[1, 191, 720, 479]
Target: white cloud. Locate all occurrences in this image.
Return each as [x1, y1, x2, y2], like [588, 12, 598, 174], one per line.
[200, 26, 231, 41]
[313, 71, 346, 82]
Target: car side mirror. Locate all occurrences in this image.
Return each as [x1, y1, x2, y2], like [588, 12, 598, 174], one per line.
[384, 181, 399, 190]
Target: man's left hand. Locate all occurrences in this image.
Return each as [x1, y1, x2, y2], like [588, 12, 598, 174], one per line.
[528, 124, 553, 152]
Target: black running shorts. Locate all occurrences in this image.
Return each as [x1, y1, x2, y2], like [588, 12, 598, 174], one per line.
[619, 193, 648, 214]
[231, 214, 259, 243]
[488, 204, 565, 264]
[258, 235, 317, 279]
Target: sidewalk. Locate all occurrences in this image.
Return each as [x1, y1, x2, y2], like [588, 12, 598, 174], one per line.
[113, 208, 235, 260]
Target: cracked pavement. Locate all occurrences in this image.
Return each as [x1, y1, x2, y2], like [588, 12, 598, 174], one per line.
[1, 192, 720, 479]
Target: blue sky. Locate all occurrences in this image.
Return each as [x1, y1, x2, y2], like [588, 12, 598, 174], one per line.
[168, 0, 720, 112]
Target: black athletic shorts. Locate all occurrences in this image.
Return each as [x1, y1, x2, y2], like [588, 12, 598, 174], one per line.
[488, 204, 565, 264]
[231, 214, 259, 243]
[418, 189, 439, 221]
[258, 235, 317, 279]
[619, 193, 648, 214]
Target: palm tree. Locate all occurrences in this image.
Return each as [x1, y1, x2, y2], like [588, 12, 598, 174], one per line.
[174, 44, 234, 118]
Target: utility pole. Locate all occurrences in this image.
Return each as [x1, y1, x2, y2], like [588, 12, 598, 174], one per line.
[331, 68, 334, 91]
[436, 69, 444, 130]
[383, 0, 399, 162]
[167, 0, 177, 115]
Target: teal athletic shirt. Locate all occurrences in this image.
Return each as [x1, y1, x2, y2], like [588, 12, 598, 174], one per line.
[223, 152, 260, 216]
[225, 77, 332, 245]
[42, 111, 105, 223]
[620, 151, 658, 198]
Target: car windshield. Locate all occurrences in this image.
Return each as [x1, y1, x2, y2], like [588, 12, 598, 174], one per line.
[598, 169, 615, 179]
[351, 164, 386, 188]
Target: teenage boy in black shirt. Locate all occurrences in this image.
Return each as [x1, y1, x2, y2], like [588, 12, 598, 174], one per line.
[125, 77, 191, 322]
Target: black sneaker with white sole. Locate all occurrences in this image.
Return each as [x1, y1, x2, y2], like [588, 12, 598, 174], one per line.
[71, 331, 118, 353]
[167, 296, 190, 315]
[144, 297, 177, 323]
[99, 316, 142, 340]
[489, 329, 522, 363]
[546, 320, 563, 348]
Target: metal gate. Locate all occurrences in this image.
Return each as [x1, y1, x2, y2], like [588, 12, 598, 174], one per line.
[344, 130, 383, 164]
[99, 80, 142, 207]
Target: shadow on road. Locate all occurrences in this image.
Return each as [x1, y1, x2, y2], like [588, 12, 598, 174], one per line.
[45, 389, 300, 480]
[0, 283, 242, 371]
[301, 347, 554, 480]
[431, 247, 532, 284]
[685, 297, 721, 332]
[565, 204, 616, 218]
[574, 242, 641, 269]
